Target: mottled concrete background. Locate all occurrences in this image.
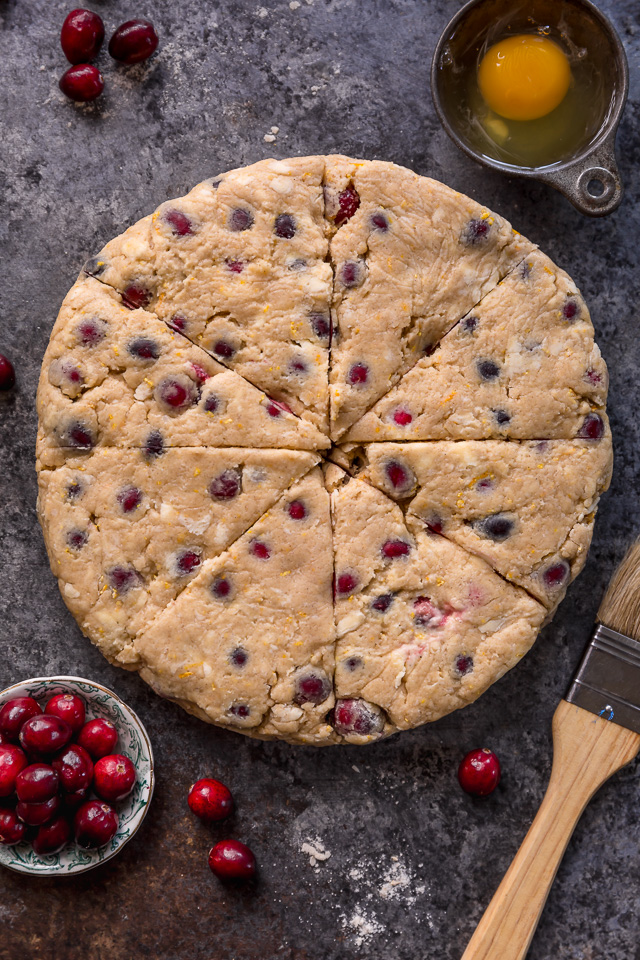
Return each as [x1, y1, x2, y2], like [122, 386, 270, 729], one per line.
[1, 1, 640, 958]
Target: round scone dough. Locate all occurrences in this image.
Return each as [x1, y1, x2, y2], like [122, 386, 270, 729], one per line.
[36, 155, 612, 745]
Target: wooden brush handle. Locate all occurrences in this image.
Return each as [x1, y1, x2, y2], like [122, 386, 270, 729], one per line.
[461, 699, 640, 960]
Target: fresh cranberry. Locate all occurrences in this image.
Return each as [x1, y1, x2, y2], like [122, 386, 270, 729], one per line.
[332, 699, 385, 737]
[458, 748, 501, 797]
[188, 778, 234, 823]
[62, 420, 95, 449]
[0, 744, 28, 796]
[93, 754, 136, 803]
[542, 560, 570, 589]
[382, 539, 410, 559]
[52, 744, 94, 793]
[168, 314, 187, 333]
[60, 8, 105, 63]
[274, 214, 296, 239]
[250, 540, 271, 560]
[45, 694, 86, 734]
[209, 468, 241, 501]
[16, 795, 61, 826]
[106, 565, 141, 594]
[0, 354, 16, 391]
[294, 670, 331, 705]
[59, 64, 104, 102]
[122, 283, 151, 309]
[74, 800, 118, 848]
[117, 486, 143, 513]
[288, 500, 307, 520]
[208, 839, 256, 880]
[19, 715, 73, 757]
[155, 376, 197, 411]
[334, 184, 360, 225]
[393, 408, 412, 426]
[62, 787, 89, 811]
[336, 572, 358, 596]
[15, 764, 59, 803]
[163, 209, 193, 236]
[211, 576, 232, 600]
[0, 808, 26, 845]
[228, 208, 254, 232]
[0, 697, 42, 742]
[176, 550, 202, 576]
[108, 18, 158, 64]
[77, 719, 118, 760]
[33, 815, 71, 856]
[578, 413, 604, 440]
[348, 363, 368, 385]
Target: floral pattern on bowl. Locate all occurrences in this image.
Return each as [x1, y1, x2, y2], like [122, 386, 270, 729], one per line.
[0, 676, 154, 876]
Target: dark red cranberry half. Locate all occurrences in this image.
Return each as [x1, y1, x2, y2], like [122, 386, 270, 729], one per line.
[562, 299, 580, 322]
[188, 778, 234, 823]
[20, 715, 73, 757]
[176, 550, 202, 576]
[77, 719, 118, 760]
[209, 468, 241, 501]
[93, 754, 136, 803]
[371, 593, 394, 613]
[455, 655, 474, 677]
[52, 743, 94, 793]
[339, 260, 363, 288]
[145, 430, 164, 458]
[458, 748, 501, 797]
[578, 413, 604, 440]
[228, 703, 250, 720]
[334, 184, 360, 225]
[384, 459, 415, 496]
[16, 795, 61, 826]
[393, 408, 412, 426]
[108, 18, 158, 64]
[310, 313, 332, 342]
[0, 808, 26, 845]
[61, 9, 105, 64]
[332, 699, 385, 737]
[294, 670, 331, 705]
[371, 212, 389, 231]
[0, 744, 28, 796]
[59, 64, 104, 102]
[213, 339, 235, 360]
[66, 527, 87, 550]
[45, 694, 86, 735]
[0, 697, 42, 742]
[33, 815, 71, 855]
[16, 764, 59, 803]
[0, 354, 16, 391]
[74, 800, 118, 848]
[208, 839, 256, 880]
[77, 317, 106, 345]
[106, 565, 141, 595]
[61, 420, 95, 450]
[128, 336, 159, 360]
[155, 376, 197, 412]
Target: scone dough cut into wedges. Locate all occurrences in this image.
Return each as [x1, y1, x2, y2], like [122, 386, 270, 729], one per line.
[37, 155, 612, 745]
[330, 470, 546, 732]
[37, 448, 319, 666]
[345, 248, 607, 442]
[133, 467, 337, 745]
[339, 438, 612, 608]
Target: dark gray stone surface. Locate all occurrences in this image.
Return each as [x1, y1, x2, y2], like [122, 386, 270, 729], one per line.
[1, 1, 639, 957]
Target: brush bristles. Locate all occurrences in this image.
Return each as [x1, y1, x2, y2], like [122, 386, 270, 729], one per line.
[598, 540, 640, 641]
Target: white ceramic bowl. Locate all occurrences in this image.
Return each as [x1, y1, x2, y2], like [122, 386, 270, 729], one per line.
[0, 676, 154, 876]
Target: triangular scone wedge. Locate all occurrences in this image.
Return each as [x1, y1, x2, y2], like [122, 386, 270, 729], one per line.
[330, 471, 546, 731]
[81, 158, 332, 432]
[37, 448, 319, 667]
[133, 467, 337, 745]
[338, 438, 612, 608]
[344, 248, 608, 442]
[37, 278, 327, 469]
[323, 155, 535, 438]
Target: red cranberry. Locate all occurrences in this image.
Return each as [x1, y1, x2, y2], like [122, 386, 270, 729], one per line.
[128, 336, 160, 360]
[381, 539, 410, 559]
[19, 715, 73, 757]
[228, 208, 254, 232]
[310, 313, 332, 343]
[188, 778, 234, 823]
[59, 64, 104, 102]
[336, 572, 358, 596]
[348, 363, 368, 385]
[458, 748, 501, 797]
[294, 670, 331, 705]
[145, 430, 164, 458]
[474, 513, 514, 542]
[542, 560, 570, 588]
[117, 486, 143, 513]
[265, 398, 293, 417]
[93, 754, 136, 802]
[176, 550, 202, 576]
[122, 283, 151, 309]
[108, 19, 158, 64]
[562, 299, 580, 321]
[0, 697, 42, 742]
[384, 459, 415, 495]
[274, 214, 296, 238]
[288, 500, 307, 520]
[62, 787, 89, 811]
[393, 408, 412, 426]
[107, 565, 141, 595]
[371, 212, 389, 231]
[163, 209, 193, 236]
[229, 646, 248, 666]
[209, 468, 241, 501]
[155, 376, 196, 411]
[371, 593, 394, 613]
[0, 354, 16, 391]
[339, 260, 364, 287]
[17, 795, 61, 826]
[335, 184, 360, 225]
[45, 694, 86, 735]
[15, 764, 59, 803]
[33, 815, 71, 856]
[250, 540, 271, 560]
[208, 839, 256, 880]
[332, 699, 385, 737]
[60, 8, 105, 64]
[52, 744, 94, 793]
[74, 800, 118, 848]
[226, 259, 244, 273]
[463, 219, 491, 244]
[211, 576, 232, 600]
[455, 654, 474, 676]
[0, 744, 28, 797]
[578, 413, 604, 440]
[0, 808, 26, 845]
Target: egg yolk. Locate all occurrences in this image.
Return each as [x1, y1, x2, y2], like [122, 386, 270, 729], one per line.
[478, 35, 571, 122]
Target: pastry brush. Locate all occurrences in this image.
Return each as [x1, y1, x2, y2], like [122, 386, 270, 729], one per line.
[461, 541, 640, 960]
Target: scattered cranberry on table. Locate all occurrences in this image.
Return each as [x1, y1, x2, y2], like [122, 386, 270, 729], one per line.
[59, 64, 104, 102]
[458, 748, 501, 798]
[93, 754, 136, 803]
[74, 799, 118, 848]
[77, 717, 118, 759]
[0, 354, 16, 391]
[208, 839, 256, 881]
[108, 19, 159, 64]
[60, 8, 105, 64]
[188, 778, 234, 823]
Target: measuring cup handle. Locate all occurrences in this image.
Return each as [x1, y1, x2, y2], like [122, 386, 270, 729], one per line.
[538, 133, 623, 217]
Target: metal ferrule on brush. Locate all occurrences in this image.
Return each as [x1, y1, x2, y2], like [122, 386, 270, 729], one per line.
[566, 623, 640, 735]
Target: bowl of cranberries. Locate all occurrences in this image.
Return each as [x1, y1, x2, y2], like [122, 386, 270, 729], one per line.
[0, 676, 153, 875]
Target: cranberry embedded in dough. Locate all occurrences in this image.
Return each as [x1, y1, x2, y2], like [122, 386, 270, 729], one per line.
[228, 208, 254, 232]
[122, 283, 151, 310]
[144, 430, 164, 458]
[542, 560, 570, 589]
[461, 218, 492, 244]
[287, 499, 307, 520]
[473, 513, 515, 542]
[154, 375, 198, 412]
[577, 413, 604, 440]
[332, 698, 385, 737]
[370, 212, 389, 232]
[381, 539, 410, 559]
[335, 572, 358, 596]
[106, 566, 141, 595]
[212, 339, 235, 360]
[274, 214, 296, 239]
[66, 529, 88, 551]
[348, 363, 369, 386]
[476, 358, 501, 381]
[250, 540, 271, 560]
[293, 669, 331, 705]
[175, 550, 202, 576]
[454, 655, 474, 677]
[209, 468, 242, 501]
[229, 646, 248, 667]
[128, 337, 160, 361]
[211, 576, 232, 600]
[76, 317, 106, 346]
[163, 209, 193, 237]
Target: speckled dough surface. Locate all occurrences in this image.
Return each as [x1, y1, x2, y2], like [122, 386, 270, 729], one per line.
[36, 155, 612, 745]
